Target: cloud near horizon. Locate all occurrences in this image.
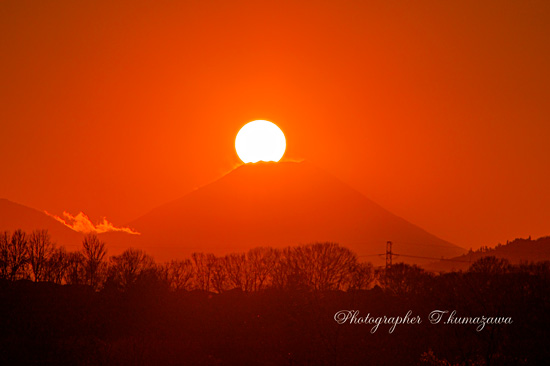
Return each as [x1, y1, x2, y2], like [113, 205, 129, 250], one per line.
[45, 211, 140, 235]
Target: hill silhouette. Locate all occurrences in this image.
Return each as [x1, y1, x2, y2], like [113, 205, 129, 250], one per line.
[0, 199, 84, 249]
[108, 161, 464, 263]
[427, 236, 550, 272]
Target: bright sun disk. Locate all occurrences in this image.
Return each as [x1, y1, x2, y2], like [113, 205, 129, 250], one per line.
[235, 120, 286, 163]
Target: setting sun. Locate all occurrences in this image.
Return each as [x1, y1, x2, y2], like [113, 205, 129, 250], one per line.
[235, 120, 286, 163]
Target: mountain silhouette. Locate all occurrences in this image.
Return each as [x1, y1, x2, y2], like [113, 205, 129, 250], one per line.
[0, 198, 84, 249]
[112, 161, 465, 263]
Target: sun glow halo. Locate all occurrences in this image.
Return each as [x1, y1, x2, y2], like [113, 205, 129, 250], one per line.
[235, 120, 286, 163]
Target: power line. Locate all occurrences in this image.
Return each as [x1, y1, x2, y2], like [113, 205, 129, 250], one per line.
[358, 241, 471, 264]
[347, 239, 461, 249]
[390, 241, 462, 249]
[357, 254, 384, 257]
[394, 253, 470, 263]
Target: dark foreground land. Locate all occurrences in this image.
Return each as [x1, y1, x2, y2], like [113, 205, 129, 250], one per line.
[1, 262, 549, 366]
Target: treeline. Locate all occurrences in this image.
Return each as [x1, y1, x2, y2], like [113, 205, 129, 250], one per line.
[2, 229, 549, 296]
[0, 229, 375, 292]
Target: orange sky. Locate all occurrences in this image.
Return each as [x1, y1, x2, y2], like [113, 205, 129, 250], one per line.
[1, 0, 549, 250]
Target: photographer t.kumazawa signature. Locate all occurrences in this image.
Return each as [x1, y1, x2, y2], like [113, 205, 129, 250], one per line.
[428, 310, 513, 331]
[334, 310, 513, 334]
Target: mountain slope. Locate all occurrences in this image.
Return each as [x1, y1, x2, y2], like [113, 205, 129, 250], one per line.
[120, 161, 464, 263]
[0, 198, 84, 248]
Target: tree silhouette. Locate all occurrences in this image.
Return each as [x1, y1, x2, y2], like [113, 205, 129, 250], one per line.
[308, 242, 357, 290]
[191, 252, 216, 292]
[81, 234, 107, 289]
[222, 253, 250, 291]
[469, 256, 511, 275]
[210, 256, 230, 293]
[383, 263, 433, 296]
[5, 229, 29, 280]
[107, 248, 155, 290]
[64, 251, 86, 285]
[247, 247, 277, 291]
[165, 259, 195, 290]
[286, 242, 357, 291]
[0, 231, 10, 279]
[270, 247, 300, 290]
[28, 229, 55, 281]
[349, 262, 375, 290]
[43, 246, 69, 284]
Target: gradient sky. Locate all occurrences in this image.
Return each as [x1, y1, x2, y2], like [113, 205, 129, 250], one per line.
[1, 0, 549, 250]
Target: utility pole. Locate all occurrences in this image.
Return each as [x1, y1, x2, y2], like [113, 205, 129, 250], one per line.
[385, 241, 393, 271]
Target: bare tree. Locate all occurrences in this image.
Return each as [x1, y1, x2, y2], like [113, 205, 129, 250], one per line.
[312, 242, 357, 290]
[211, 256, 229, 293]
[64, 252, 86, 285]
[191, 252, 216, 292]
[383, 263, 432, 296]
[165, 259, 195, 290]
[283, 243, 357, 291]
[81, 234, 107, 289]
[271, 247, 307, 291]
[108, 248, 155, 290]
[247, 247, 276, 291]
[0, 231, 10, 279]
[270, 248, 290, 290]
[7, 229, 29, 280]
[43, 247, 70, 284]
[349, 262, 374, 290]
[222, 253, 251, 291]
[469, 256, 511, 275]
[28, 229, 55, 281]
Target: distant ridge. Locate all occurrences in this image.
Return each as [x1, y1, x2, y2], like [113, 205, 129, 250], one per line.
[426, 236, 550, 272]
[0, 198, 83, 248]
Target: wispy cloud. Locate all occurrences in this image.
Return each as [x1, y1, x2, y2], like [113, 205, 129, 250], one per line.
[45, 211, 140, 235]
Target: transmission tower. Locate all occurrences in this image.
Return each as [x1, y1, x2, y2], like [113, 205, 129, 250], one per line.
[385, 241, 393, 270]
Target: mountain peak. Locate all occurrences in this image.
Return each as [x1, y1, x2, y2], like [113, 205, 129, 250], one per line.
[119, 162, 465, 263]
